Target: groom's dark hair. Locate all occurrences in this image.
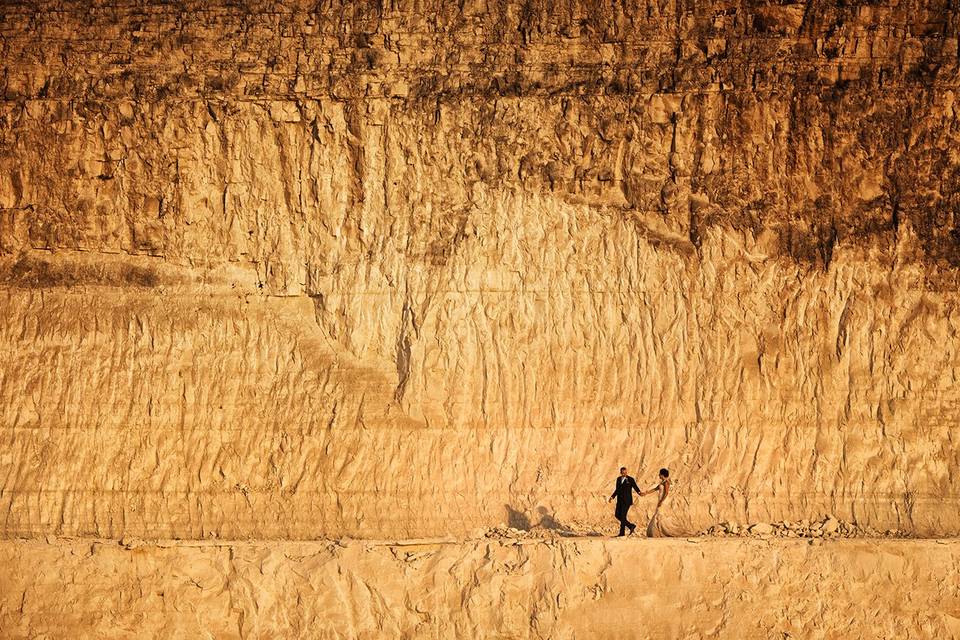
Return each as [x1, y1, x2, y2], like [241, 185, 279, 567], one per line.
[659, 468, 669, 477]
[620, 466, 627, 472]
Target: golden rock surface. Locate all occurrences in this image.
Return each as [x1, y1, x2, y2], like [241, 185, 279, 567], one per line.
[2, 537, 960, 639]
[1, 2, 959, 543]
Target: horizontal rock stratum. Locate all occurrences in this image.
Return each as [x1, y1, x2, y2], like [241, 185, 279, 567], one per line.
[3, 537, 960, 639]
[2, 0, 960, 541]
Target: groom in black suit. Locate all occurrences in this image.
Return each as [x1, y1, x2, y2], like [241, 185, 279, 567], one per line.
[609, 466, 642, 536]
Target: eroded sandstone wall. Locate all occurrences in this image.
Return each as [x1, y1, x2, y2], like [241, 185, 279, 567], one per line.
[2, 1, 960, 538]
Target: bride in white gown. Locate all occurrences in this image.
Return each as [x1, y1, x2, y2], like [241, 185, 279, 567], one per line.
[641, 468, 675, 537]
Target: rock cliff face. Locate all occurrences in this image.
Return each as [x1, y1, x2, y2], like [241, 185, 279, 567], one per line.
[2, 1, 960, 539]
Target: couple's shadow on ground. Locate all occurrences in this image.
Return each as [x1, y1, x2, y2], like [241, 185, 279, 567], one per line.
[505, 505, 603, 537]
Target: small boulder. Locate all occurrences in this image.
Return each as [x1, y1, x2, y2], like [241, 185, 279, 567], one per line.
[119, 536, 144, 549]
[749, 523, 774, 535]
[822, 517, 840, 534]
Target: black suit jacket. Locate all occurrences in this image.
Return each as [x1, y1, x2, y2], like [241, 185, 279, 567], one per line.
[611, 475, 641, 506]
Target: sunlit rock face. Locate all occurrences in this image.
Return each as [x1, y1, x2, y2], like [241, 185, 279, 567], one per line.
[4, 538, 960, 638]
[1, 0, 959, 539]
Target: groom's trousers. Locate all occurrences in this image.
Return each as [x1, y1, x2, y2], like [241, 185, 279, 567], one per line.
[615, 502, 635, 535]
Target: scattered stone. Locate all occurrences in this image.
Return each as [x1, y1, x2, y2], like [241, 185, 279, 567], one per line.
[699, 517, 894, 540]
[119, 536, 144, 549]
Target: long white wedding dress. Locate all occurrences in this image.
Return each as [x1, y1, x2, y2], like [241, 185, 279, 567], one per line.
[646, 479, 676, 537]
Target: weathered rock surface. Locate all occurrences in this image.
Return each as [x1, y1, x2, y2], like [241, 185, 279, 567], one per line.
[747, 522, 774, 535]
[2, 1, 960, 540]
[3, 537, 960, 639]
[708, 515, 904, 538]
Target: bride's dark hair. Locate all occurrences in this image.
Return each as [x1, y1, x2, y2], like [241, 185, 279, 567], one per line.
[659, 468, 669, 477]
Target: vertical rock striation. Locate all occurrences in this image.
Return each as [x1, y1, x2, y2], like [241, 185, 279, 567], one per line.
[1, 1, 960, 538]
